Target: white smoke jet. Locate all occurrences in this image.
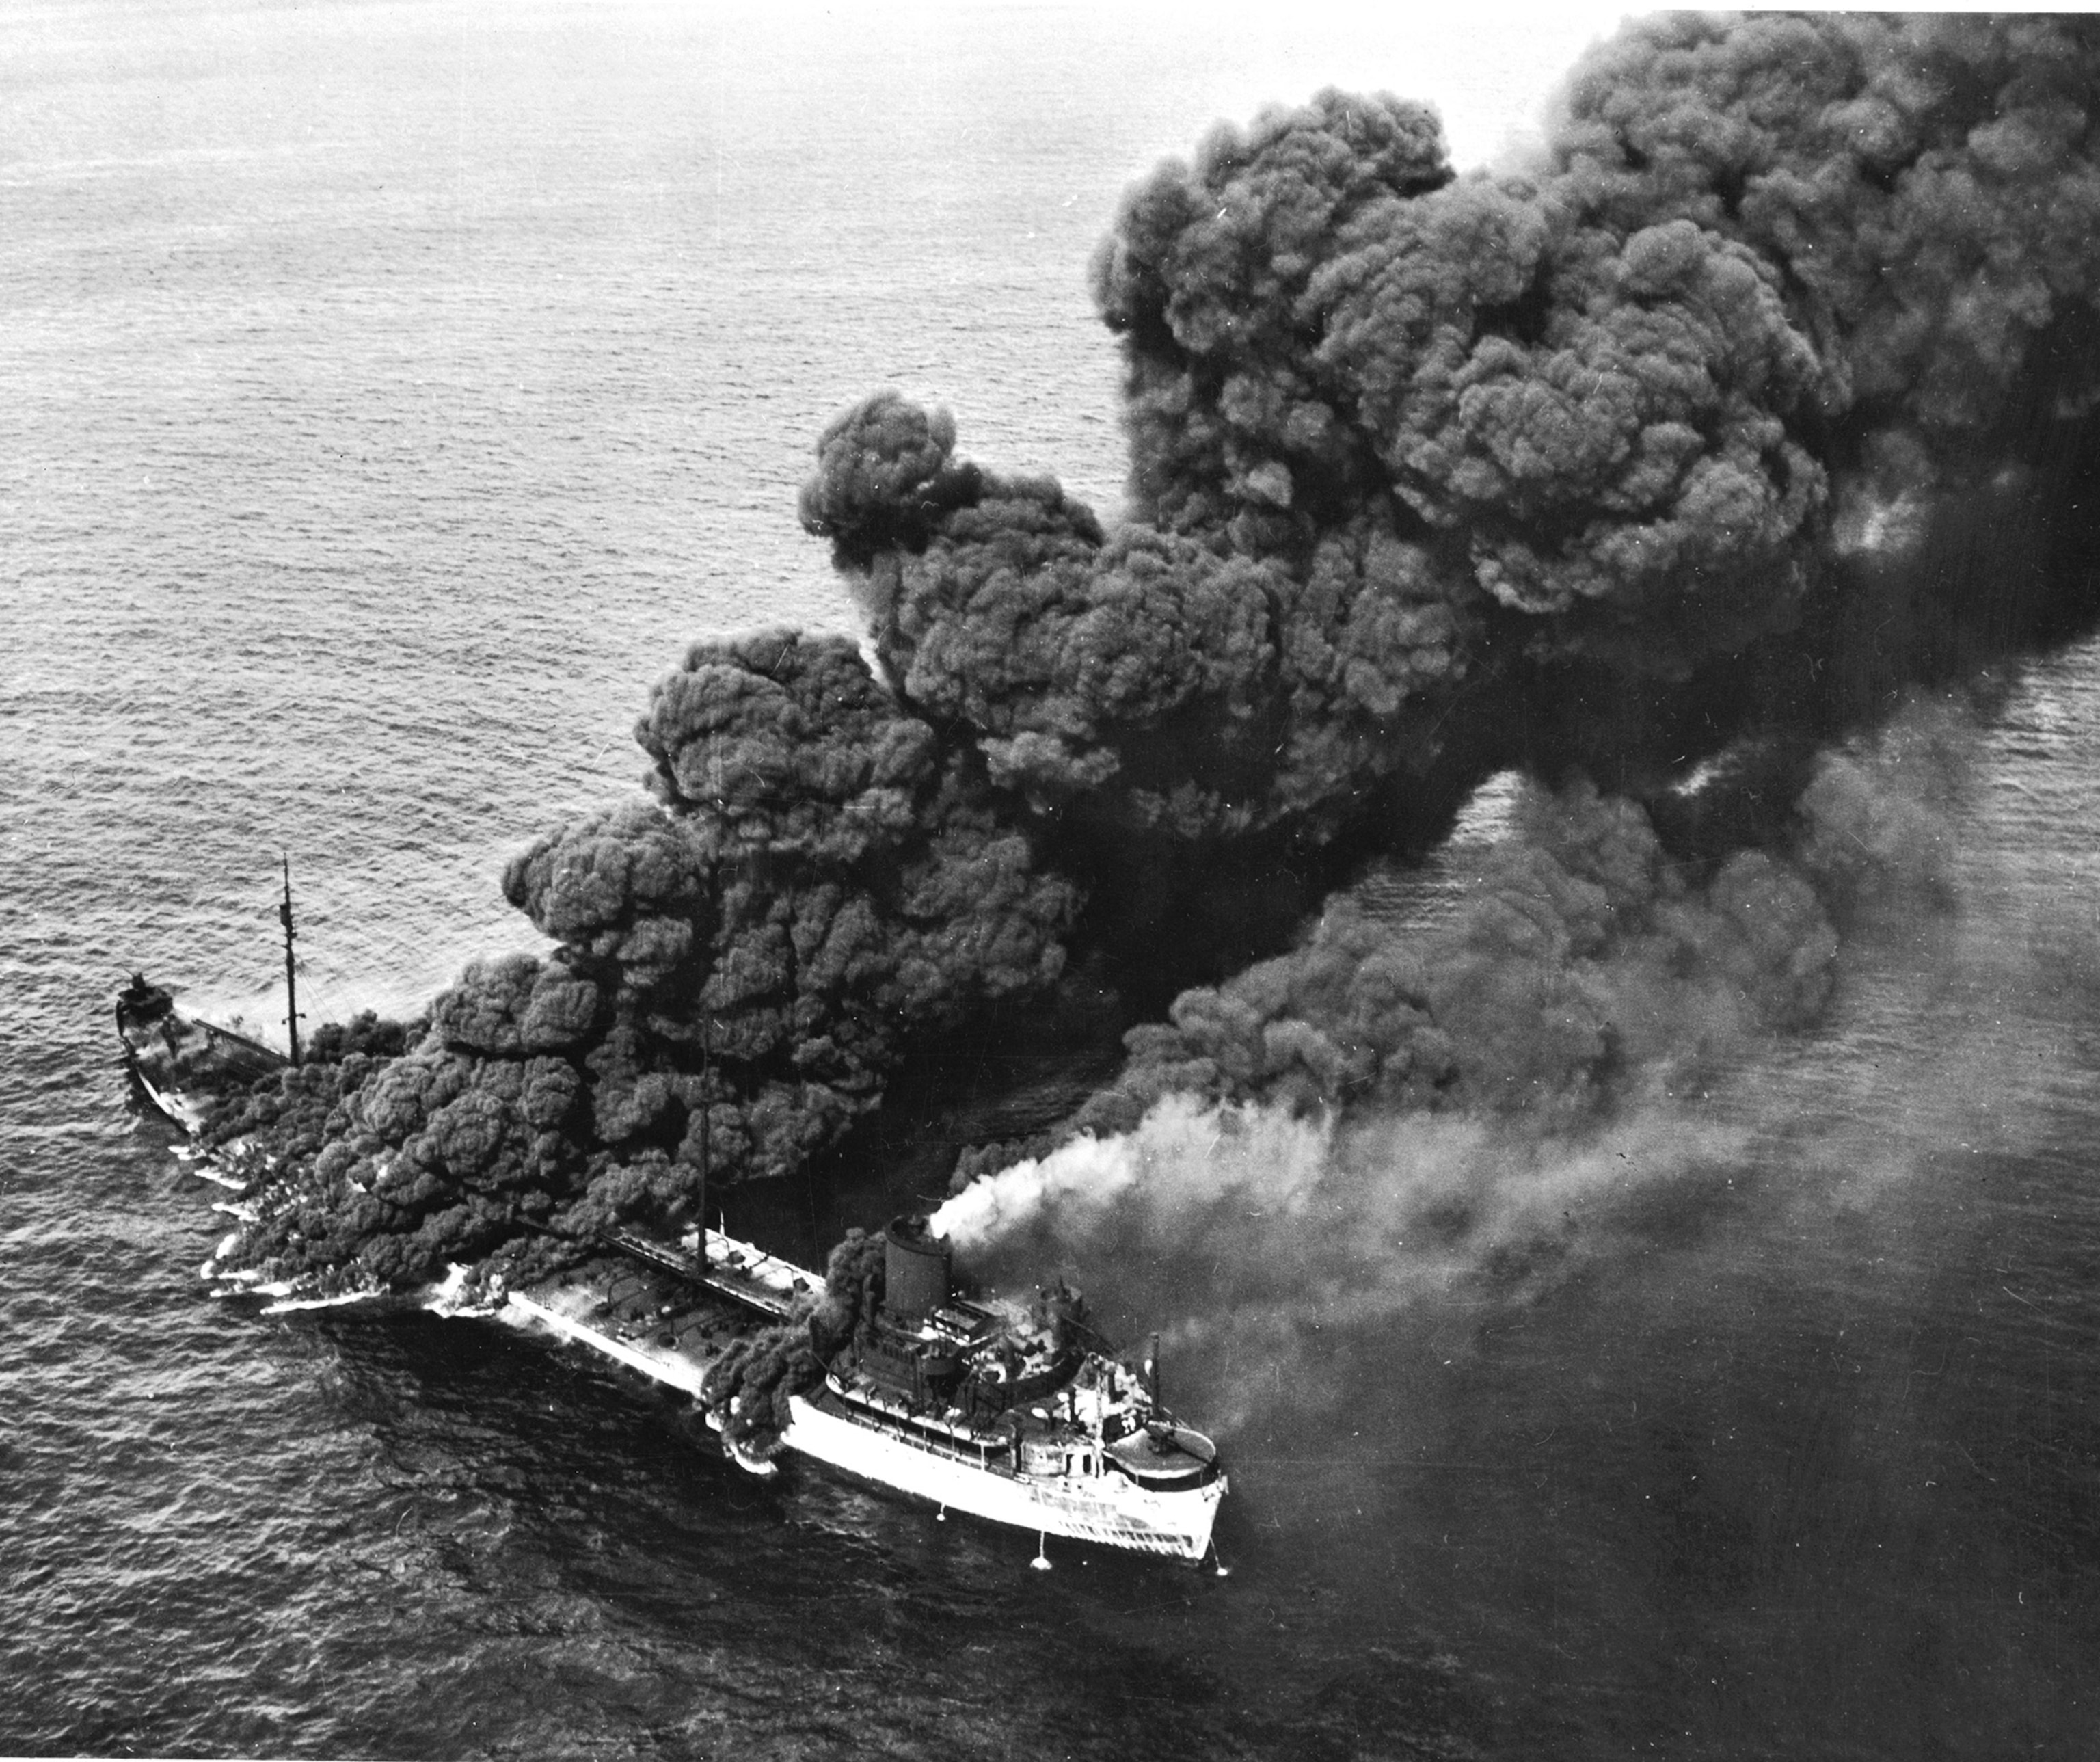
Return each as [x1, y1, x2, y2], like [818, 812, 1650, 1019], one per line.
[939, 1084, 1751, 1264]
[945, 1089, 1749, 1323]
[928, 1093, 1332, 1250]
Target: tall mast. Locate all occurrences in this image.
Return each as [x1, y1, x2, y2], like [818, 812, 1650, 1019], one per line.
[279, 854, 301, 1067]
[696, 1013, 710, 1266]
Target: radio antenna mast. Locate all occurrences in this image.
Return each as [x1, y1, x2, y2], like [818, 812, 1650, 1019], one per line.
[279, 854, 301, 1068]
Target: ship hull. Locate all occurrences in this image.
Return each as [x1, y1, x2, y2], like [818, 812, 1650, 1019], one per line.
[504, 1279, 1224, 1562]
[130, 1060, 208, 1134]
[782, 1391, 1224, 1560]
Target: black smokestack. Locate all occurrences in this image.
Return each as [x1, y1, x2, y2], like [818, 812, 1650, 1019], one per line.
[211, 14, 2100, 1298]
[881, 1216, 952, 1322]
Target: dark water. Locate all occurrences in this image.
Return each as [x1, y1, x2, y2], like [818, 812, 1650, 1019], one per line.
[7, 6, 2099, 1758]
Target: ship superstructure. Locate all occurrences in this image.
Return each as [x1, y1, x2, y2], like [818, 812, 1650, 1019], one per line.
[792, 1216, 1226, 1559]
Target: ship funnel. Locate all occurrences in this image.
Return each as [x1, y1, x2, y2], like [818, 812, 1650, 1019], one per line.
[883, 1215, 952, 1322]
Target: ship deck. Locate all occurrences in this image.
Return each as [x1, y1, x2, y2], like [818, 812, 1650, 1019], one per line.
[118, 987, 287, 1136]
[604, 1226, 817, 1321]
[507, 1251, 783, 1399]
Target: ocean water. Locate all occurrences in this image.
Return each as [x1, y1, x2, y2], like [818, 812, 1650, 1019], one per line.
[5, 5, 2099, 1758]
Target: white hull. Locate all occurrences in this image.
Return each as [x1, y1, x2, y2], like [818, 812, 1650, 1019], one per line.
[783, 1392, 1224, 1560]
[504, 1283, 1225, 1562]
[133, 1065, 208, 1136]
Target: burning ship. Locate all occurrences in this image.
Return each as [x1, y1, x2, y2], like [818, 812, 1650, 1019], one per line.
[513, 1216, 1226, 1564]
[116, 967, 1228, 1566]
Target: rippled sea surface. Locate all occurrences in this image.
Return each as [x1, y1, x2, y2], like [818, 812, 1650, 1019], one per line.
[6, 5, 2099, 1757]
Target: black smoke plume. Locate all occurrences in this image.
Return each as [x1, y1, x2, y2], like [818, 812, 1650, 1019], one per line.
[214, 14, 2100, 1296]
[701, 1229, 887, 1452]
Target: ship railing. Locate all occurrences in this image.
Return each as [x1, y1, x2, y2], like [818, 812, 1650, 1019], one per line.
[818, 1384, 1033, 1477]
[601, 1227, 813, 1320]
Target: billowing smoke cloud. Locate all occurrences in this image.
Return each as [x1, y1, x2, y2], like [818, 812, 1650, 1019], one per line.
[1068, 777, 1837, 1134]
[701, 1228, 887, 1452]
[1096, 19, 2100, 676]
[216, 630, 1079, 1288]
[213, 14, 2100, 1296]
